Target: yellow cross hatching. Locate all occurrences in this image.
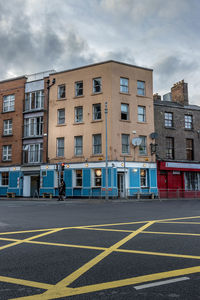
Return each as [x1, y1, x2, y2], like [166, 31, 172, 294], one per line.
[0, 216, 200, 299]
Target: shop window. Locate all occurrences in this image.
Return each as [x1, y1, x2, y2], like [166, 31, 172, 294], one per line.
[75, 169, 83, 187]
[1, 172, 9, 186]
[93, 169, 102, 186]
[140, 169, 148, 187]
[185, 172, 200, 190]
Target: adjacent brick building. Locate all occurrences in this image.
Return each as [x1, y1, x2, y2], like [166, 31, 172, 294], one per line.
[154, 80, 200, 196]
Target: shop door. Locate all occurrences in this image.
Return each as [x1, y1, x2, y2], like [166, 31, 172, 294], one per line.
[31, 175, 40, 197]
[23, 176, 31, 197]
[117, 173, 124, 198]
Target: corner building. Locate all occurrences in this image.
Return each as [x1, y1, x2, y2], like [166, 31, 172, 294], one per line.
[43, 61, 157, 198]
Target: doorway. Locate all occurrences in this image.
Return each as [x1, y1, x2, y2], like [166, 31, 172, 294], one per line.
[31, 176, 40, 197]
[117, 172, 125, 198]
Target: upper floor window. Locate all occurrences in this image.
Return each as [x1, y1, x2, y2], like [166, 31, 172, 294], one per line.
[1, 172, 9, 186]
[164, 112, 173, 127]
[122, 134, 130, 154]
[58, 84, 66, 99]
[138, 106, 146, 122]
[3, 94, 15, 112]
[23, 143, 43, 164]
[75, 81, 83, 97]
[56, 137, 64, 157]
[25, 91, 44, 111]
[75, 106, 83, 123]
[93, 134, 102, 154]
[120, 78, 129, 93]
[75, 169, 83, 187]
[185, 115, 193, 129]
[24, 117, 43, 137]
[139, 136, 147, 155]
[137, 81, 145, 96]
[93, 103, 101, 120]
[93, 78, 102, 94]
[186, 139, 194, 160]
[121, 104, 129, 120]
[57, 109, 65, 125]
[2, 145, 12, 161]
[3, 120, 12, 136]
[166, 137, 174, 159]
[74, 136, 83, 156]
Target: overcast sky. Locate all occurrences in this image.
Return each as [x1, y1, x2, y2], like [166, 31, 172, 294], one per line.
[1, 0, 200, 104]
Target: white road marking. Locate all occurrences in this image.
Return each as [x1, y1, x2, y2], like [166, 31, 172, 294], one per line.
[134, 276, 190, 290]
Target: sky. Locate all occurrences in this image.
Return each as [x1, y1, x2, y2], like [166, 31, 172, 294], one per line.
[0, 0, 200, 104]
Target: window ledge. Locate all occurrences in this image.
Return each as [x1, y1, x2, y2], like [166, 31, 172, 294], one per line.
[91, 92, 103, 96]
[2, 160, 12, 162]
[56, 124, 66, 127]
[2, 134, 13, 137]
[184, 128, 193, 131]
[91, 119, 103, 123]
[2, 110, 15, 114]
[136, 95, 150, 98]
[57, 98, 67, 101]
[73, 95, 84, 99]
[73, 186, 82, 189]
[73, 122, 84, 125]
[90, 154, 103, 157]
[119, 92, 131, 96]
[120, 154, 131, 157]
[120, 119, 131, 123]
[164, 126, 175, 130]
[137, 121, 147, 124]
[73, 155, 84, 158]
[23, 109, 44, 114]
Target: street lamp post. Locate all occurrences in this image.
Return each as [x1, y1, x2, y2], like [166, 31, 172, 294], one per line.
[105, 102, 108, 200]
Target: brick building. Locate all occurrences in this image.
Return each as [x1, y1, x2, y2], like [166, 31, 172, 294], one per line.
[40, 60, 158, 198]
[154, 80, 200, 196]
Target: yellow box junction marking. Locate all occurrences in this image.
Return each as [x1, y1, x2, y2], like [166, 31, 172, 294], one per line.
[0, 215, 198, 299]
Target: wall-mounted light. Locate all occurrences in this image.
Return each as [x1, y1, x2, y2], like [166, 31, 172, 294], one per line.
[143, 163, 147, 168]
[121, 163, 124, 167]
[133, 168, 138, 172]
[46, 166, 49, 169]
[96, 169, 102, 176]
[85, 163, 88, 167]
[13, 167, 16, 171]
[66, 165, 70, 168]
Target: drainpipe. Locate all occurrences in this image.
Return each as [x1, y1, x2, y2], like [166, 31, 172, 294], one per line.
[46, 78, 56, 163]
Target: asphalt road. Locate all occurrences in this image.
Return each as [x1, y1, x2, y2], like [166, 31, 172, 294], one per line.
[0, 199, 200, 299]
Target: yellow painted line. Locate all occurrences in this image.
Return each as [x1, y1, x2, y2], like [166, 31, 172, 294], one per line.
[14, 265, 200, 299]
[0, 237, 19, 242]
[0, 275, 53, 290]
[77, 227, 134, 233]
[116, 248, 200, 260]
[0, 228, 64, 251]
[143, 231, 200, 237]
[41, 221, 155, 299]
[159, 221, 200, 225]
[83, 221, 148, 228]
[27, 240, 106, 251]
[156, 216, 200, 223]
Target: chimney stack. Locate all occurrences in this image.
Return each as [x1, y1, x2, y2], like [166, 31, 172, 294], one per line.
[153, 93, 161, 101]
[171, 80, 188, 105]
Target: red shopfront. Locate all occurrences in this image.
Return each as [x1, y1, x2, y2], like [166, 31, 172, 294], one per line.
[157, 161, 200, 198]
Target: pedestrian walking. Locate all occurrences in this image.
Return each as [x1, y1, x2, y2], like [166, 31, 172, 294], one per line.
[58, 179, 66, 201]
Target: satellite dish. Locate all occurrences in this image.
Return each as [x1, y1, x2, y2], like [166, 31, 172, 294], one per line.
[132, 137, 142, 146]
[150, 132, 158, 139]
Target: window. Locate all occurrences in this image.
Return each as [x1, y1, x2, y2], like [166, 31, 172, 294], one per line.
[93, 78, 102, 93]
[75, 81, 83, 96]
[3, 94, 15, 112]
[122, 134, 130, 154]
[74, 136, 83, 156]
[139, 136, 147, 155]
[3, 120, 12, 135]
[185, 172, 200, 191]
[25, 91, 44, 111]
[166, 137, 174, 159]
[75, 169, 82, 186]
[93, 169, 102, 186]
[120, 78, 129, 93]
[121, 104, 129, 120]
[186, 139, 194, 160]
[23, 143, 43, 163]
[24, 117, 43, 137]
[137, 81, 145, 96]
[57, 109, 65, 124]
[57, 138, 64, 157]
[138, 106, 146, 122]
[93, 103, 101, 120]
[140, 169, 148, 187]
[1, 172, 9, 186]
[93, 134, 102, 154]
[185, 115, 193, 129]
[75, 106, 83, 123]
[2, 145, 12, 161]
[165, 112, 173, 127]
[58, 85, 66, 99]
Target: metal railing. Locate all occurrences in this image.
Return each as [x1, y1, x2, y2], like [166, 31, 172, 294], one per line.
[158, 189, 200, 199]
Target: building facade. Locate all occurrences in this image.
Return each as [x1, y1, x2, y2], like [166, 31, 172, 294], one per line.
[40, 61, 158, 198]
[154, 80, 200, 197]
